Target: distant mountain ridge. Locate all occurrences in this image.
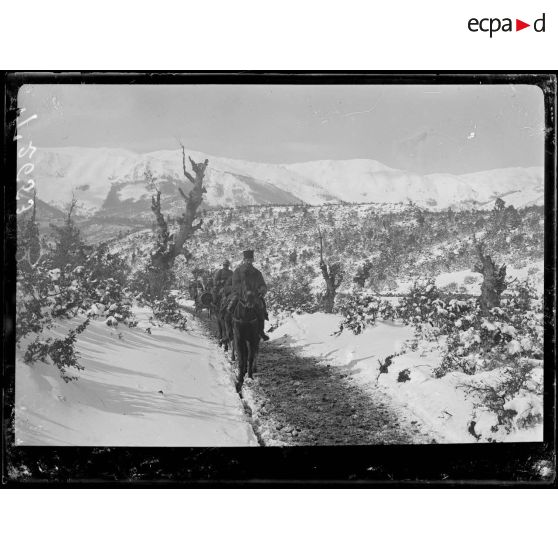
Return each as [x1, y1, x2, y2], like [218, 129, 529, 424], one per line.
[24, 146, 544, 216]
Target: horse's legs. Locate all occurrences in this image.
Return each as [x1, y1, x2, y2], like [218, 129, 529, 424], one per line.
[226, 317, 235, 361]
[233, 329, 241, 384]
[221, 321, 229, 351]
[234, 333, 247, 392]
[222, 324, 227, 348]
[247, 341, 254, 379]
[247, 338, 260, 379]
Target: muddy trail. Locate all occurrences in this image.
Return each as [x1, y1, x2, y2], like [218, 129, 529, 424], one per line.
[196, 312, 435, 446]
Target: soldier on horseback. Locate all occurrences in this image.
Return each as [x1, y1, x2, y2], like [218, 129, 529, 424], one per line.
[212, 260, 234, 327]
[228, 249, 270, 341]
[213, 260, 233, 300]
[216, 276, 235, 349]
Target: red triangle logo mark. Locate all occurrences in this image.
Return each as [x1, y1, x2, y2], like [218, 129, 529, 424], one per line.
[516, 19, 530, 31]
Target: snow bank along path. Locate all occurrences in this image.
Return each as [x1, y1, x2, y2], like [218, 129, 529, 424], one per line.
[16, 309, 258, 446]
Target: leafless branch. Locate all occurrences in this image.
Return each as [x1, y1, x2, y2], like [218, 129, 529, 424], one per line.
[66, 193, 78, 221]
[179, 143, 195, 183]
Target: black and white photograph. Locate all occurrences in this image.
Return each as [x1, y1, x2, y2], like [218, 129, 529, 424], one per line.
[5, 75, 554, 481]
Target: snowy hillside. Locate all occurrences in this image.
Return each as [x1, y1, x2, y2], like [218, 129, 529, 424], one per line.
[16, 307, 258, 446]
[117, 203, 544, 301]
[24, 146, 544, 215]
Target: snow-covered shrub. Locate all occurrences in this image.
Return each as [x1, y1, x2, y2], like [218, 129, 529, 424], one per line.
[397, 368, 411, 383]
[130, 258, 181, 304]
[46, 244, 135, 325]
[461, 361, 543, 438]
[338, 280, 478, 338]
[376, 354, 396, 380]
[17, 211, 93, 380]
[432, 279, 542, 380]
[397, 279, 440, 325]
[16, 210, 55, 342]
[378, 298, 398, 321]
[434, 352, 481, 378]
[17, 207, 136, 380]
[23, 319, 90, 382]
[16, 259, 56, 343]
[396, 279, 477, 337]
[152, 292, 188, 330]
[266, 267, 319, 315]
[336, 291, 382, 334]
[85, 242, 128, 284]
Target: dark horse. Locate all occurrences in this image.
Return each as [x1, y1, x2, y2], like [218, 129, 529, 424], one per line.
[216, 291, 235, 360]
[232, 290, 261, 392]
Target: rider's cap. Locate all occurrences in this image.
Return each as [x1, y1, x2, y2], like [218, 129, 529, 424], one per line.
[243, 250, 254, 260]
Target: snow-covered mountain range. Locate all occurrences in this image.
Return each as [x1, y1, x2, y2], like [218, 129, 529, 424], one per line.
[24, 146, 544, 216]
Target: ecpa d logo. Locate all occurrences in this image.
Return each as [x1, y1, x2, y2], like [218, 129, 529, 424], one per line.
[468, 13, 545, 37]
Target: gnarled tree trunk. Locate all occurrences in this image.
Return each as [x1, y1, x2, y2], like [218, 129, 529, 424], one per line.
[474, 242, 507, 315]
[146, 146, 209, 299]
[318, 228, 342, 313]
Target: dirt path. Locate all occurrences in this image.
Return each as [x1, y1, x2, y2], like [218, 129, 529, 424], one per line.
[198, 313, 435, 446]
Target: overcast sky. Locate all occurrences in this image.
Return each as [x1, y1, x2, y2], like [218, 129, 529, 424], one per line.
[18, 83, 545, 175]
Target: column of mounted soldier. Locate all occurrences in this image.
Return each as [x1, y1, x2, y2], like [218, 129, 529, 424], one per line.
[190, 250, 270, 342]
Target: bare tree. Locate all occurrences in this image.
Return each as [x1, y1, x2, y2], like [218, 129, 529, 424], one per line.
[145, 145, 209, 298]
[66, 193, 78, 221]
[474, 240, 507, 315]
[318, 228, 343, 313]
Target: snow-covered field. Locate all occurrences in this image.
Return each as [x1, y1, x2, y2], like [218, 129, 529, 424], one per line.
[269, 312, 543, 443]
[15, 308, 258, 446]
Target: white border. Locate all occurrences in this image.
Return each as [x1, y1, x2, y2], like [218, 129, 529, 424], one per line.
[1, 1, 556, 69]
